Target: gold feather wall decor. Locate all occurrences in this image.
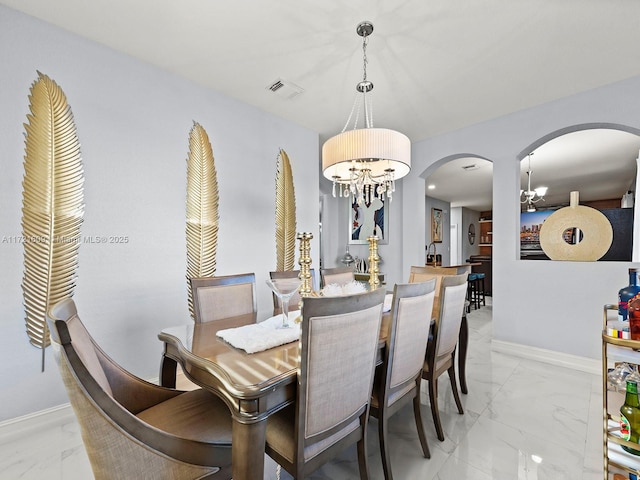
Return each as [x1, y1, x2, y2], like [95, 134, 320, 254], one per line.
[275, 149, 297, 271]
[186, 122, 219, 320]
[21, 72, 84, 371]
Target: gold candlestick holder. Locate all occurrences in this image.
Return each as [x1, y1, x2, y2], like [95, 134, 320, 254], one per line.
[297, 232, 314, 298]
[367, 235, 381, 290]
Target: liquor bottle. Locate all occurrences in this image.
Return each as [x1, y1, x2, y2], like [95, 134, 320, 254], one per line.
[620, 379, 640, 455]
[619, 268, 640, 321]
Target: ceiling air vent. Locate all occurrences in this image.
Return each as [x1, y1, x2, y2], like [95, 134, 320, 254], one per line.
[266, 78, 304, 100]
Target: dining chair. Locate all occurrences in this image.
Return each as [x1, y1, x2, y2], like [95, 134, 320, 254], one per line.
[265, 288, 386, 479]
[269, 269, 317, 315]
[46, 297, 233, 480]
[190, 272, 257, 323]
[409, 265, 470, 395]
[422, 273, 468, 441]
[370, 280, 436, 480]
[320, 266, 355, 288]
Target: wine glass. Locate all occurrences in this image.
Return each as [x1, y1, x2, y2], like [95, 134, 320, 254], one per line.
[608, 362, 634, 391]
[266, 278, 301, 329]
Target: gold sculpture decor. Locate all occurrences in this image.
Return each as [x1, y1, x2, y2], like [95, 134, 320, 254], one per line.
[539, 190, 613, 261]
[275, 149, 297, 271]
[367, 235, 381, 289]
[186, 122, 219, 320]
[21, 72, 84, 371]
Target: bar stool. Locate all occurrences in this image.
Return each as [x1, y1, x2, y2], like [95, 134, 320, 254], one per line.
[466, 273, 486, 311]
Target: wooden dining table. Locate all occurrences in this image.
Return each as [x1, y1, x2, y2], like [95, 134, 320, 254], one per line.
[158, 311, 392, 480]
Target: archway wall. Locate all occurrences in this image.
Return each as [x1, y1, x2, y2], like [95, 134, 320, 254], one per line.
[404, 75, 640, 360]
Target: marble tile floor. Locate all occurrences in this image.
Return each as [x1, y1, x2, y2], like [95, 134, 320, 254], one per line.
[0, 297, 604, 479]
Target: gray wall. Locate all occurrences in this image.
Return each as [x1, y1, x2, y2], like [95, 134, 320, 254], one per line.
[461, 207, 481, 263]
[0, 6, 319, 422]
[403, 81, 640, 361]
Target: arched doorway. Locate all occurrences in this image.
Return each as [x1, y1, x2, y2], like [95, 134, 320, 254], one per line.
[518, 124, 640, 261]
[423, 154, 493, 270]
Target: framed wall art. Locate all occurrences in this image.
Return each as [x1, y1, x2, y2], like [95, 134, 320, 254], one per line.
[431, 208, 443, 243]
[349, 186, 388, 244]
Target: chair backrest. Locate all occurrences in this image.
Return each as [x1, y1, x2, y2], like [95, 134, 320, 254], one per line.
[384, 281, 436, 402]
[433, 273, 468, 361]
[269, 269, 317, 315]
[320, 266, 355, 288]
[295, 288, 385, 457]
[190, 273, 257, 323]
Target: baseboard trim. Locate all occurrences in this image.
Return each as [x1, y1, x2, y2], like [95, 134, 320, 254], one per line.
[0, 403, 74, 442]
[491, 339, 600, 375]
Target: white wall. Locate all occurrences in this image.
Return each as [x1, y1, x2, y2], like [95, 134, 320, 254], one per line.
[405, 80, 640, 361]
[0, 6, 319, 422]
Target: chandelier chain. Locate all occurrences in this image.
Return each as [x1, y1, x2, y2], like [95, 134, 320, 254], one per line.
[362, 34, 369, 83]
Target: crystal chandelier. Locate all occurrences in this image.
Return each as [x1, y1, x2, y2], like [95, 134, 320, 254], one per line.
[520, 152, 548, 212]
[322, 21, 411, 205]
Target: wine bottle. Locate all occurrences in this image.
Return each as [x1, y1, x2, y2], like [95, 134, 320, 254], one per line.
[620, 379, 640, 455]
[619, 268, 640, 321]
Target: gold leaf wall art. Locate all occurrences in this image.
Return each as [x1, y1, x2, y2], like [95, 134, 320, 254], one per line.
[275, 149, 297, 271]
[186, 122, 219, 320]
[21, 72, 84, 371]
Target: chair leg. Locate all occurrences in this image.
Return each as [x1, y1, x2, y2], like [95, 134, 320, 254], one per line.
[357, 414, 370, 480]
[473, 279, 480, 309]
[412, 389, 431, 458]
[428, 376, 444, 441]
[480, 277, 486, 306]
[447, 364, 464, 415]
[458, 315, 468, 395]
[377, 410, 393, 480]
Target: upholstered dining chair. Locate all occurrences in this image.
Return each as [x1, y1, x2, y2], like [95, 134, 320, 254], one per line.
[320, 266, 355, 288]
[47, 297, 233, 480]
[269, 269, 317, 315]
[190, 272, 257, 323]
[265, 288, 386, 479]
[370, 280, 436, 480]
[409, 265, 471, 395]
[422, 273, 468, 441]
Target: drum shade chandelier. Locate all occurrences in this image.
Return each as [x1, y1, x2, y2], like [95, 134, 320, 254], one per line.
[520, 152, 548, 212]
[322, 21, 411, 204]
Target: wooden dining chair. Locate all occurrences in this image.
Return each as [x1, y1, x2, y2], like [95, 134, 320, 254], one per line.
[370, 280, 436, 480]
[320, 266, 355, 288]
[269, 269, 317, 315]
[422, 273, 468, 441]
[190, 273, 256, 323]
[47, 297, 233, 480]
[265, 288, 386, 479]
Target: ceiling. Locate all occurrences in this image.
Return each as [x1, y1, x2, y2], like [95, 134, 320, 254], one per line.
[426, 129, 640, 212]
[4, 0, 640, 210]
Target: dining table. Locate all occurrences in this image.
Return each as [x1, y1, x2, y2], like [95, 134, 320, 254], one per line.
[158, 310, 393, 480]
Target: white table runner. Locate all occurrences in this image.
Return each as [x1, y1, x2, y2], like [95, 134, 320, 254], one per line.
[217, 310, 301, 353]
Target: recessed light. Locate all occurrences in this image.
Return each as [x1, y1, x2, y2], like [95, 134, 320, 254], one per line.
[428, 184, 436, 190]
